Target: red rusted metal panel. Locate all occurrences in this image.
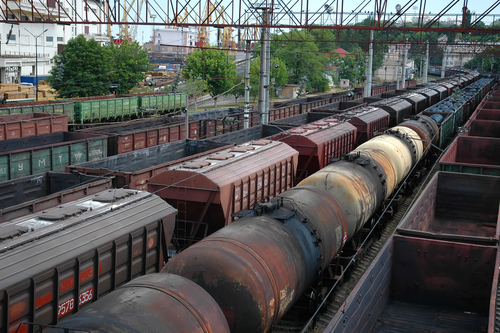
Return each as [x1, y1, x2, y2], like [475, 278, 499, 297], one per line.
[467, 119, 500, 138]
[325, 235, 498, 333]
[473, 109, 500, 121]
[371, 97, 412, 126]
[44, 274, 230, 333]
[397, 172, 500, 245]
[483, 101, 500, 110]
[440, 136, 500, 176]
[0, 113, 68, 141]
[269, 120, 356, 182]
[349, 107, 390, 145]
[0, 190, 176, 333]
[439, 82, 455, 96]
[147, 140, 299, 247]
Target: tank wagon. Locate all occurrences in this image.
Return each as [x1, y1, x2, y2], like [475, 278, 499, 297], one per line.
[43, 274, 230, 333]
[0, 189, 176, 333]
[160, 115, 438, 333]
[147, 140, 299, 249]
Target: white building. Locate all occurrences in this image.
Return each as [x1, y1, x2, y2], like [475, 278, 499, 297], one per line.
[373, 44, 414, 83]
[144, 27, 198, 62]
[0, 0, 107, 84]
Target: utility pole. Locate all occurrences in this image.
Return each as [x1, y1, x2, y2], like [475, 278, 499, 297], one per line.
[441, 46, 447, 78]
[244, 41, 251, 129]
[265, 16, 271, 124]
[401, 40, 408, 89]
[396, 59, 400, 90]
[257, 8, 269, 125]
[365, 30, 374, 97]
[25, 28, 48, 101]
[184, 95, 189, 140]
[423, 41, 429, 83]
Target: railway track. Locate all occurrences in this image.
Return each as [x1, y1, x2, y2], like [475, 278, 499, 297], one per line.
[273, 162, 440, 333]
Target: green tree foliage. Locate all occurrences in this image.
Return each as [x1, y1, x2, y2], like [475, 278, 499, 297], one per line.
[182, 49, 237, 104]
[227, 76, 245, 105]
[248, 56, 289, 98]
[48, 36, 150, 98]
[330, 53, 365, 86]
[177, 78, 208, 110]
[107, 41, 151, 95]
[48, 35, 112, 97]
[464, 46, 500, 72]
[272, 30, 329, 92]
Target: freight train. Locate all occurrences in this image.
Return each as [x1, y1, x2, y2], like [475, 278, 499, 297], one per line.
[36, 75, 494, 332]
[0, 92, 188, 124]
[0, 70, 488, 330]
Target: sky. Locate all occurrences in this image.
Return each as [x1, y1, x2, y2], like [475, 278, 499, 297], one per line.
[128, 0, 500, 45]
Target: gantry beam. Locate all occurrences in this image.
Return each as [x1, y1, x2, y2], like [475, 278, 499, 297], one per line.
[1, 0, 499, 39]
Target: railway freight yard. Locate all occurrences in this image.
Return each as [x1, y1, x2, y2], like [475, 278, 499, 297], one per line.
[1, 1, 500, 333]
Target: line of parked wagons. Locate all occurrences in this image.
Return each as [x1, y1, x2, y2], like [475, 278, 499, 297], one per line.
[0, 71, 497, 333]
[0, 92, 188, 124]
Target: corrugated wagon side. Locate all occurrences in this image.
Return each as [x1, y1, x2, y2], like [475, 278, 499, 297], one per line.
[147, 140, 299, 249]
[0, 132, 107, 182]
[0, 113, 68, 141]
[0, 189, 176, 333]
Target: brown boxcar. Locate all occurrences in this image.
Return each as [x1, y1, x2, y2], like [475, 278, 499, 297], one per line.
[397, 172, 500, 245]
[268, 120, 356, 182]
[0, 189, 176, 333]
[147, 140, 299, 248]
[66, 139, 230, 190]
[0, 113, 68, 141]
[349, 107, 390, 145]
[370, 97, 413, 126]
[0, 172, 112, 223]
[78, 117, 195, 155]
[440, 136, 500, 176]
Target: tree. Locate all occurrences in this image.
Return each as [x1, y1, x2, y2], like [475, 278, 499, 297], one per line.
[106, 41, 151, 95]
[48, 36, 151, 98]
[182, 49, 237, 107]
[48, 35, 112, 97]
[272, 29, 329, 92]
[249, 56, 289, 99]
[330, 54, 365, 86]
[227, 76, 245, 105]
[178, 78, 208, 110]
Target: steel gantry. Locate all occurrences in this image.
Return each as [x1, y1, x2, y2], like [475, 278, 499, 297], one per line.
[1, 0, 500, 37]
